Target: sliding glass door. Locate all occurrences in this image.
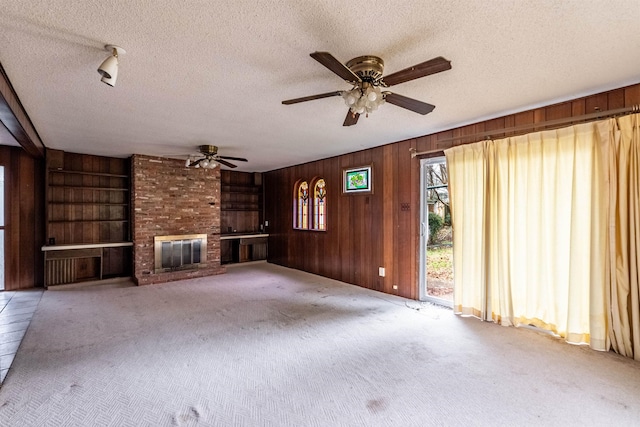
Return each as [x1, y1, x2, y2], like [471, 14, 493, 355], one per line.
[0, 166, 4, 290]
[419, 157, 452, 306]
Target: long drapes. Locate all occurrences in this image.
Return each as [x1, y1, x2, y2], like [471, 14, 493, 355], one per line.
[607, 114, 640, 360]
[446, 114, 640, 357]
[445, 120, 610, 350]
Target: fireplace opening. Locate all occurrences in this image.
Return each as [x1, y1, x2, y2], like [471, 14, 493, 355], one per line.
[154, 234, 207, 273]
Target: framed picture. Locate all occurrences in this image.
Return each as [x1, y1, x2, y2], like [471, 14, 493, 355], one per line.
[343, 165, 373, 194]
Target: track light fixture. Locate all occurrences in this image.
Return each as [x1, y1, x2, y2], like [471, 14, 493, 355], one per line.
[97, 45, 126, 87]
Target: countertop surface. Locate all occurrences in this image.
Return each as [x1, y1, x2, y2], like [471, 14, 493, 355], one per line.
[220, 233, 269, 240]
[42, 242, 134, 251]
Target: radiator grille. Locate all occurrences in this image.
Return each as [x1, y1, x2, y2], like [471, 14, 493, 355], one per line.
[46, 259, 77, 285]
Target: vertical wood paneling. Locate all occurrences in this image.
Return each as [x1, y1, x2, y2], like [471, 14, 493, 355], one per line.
[607, 89, 625, 110]
[624, 85, 640, 107]
[8, 152, 21, 287]
[585, 92, 609, 114]
[265, 83, 640, 300]
[18, 154, 35, 287]
[396, 139, 413, 298]
[545, 102, 572, 122]
[382, 145, 393, 294]
[0, 146, 45, 290]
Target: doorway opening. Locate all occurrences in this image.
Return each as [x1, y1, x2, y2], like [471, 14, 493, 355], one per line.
[419, 157, 452, 306]
[0, 166, 5, 291]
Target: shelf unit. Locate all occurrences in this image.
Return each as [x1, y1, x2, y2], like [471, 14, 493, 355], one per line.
[44, 150, 132, 285]
[220, 171, 265, 264]
[47, 167, 130, 243]
[220, 171, 263, 233]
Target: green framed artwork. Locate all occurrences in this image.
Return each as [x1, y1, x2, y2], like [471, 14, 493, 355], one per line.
[343, 165, 373, 194]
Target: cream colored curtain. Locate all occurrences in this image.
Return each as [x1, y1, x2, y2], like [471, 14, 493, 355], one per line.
[607, 114, 640, 360]
[446, 121, 610, 350]
[445, 141, 488, 318]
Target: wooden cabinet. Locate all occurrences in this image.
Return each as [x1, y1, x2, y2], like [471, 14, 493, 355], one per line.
[220, 235, 268, 264]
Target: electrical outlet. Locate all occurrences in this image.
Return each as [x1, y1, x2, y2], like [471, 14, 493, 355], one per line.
[392, 285, 398, 290]
[378, 267, 385, 277]
[264, 220, 269, 226]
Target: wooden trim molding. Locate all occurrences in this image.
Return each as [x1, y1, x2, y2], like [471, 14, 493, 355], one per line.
[0, 63, 45, 158]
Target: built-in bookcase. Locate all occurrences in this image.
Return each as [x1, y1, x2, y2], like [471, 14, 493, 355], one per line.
[44, 149, 132, 284]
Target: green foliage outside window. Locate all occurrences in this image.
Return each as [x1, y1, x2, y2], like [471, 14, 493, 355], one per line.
[428, 212, 444, 244]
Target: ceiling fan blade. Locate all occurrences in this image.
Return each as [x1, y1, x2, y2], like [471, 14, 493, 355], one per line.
[384, 92, 435, 115]
[343, 111, 360, 126]
[310, 52, 361, 83]
[382, 56, 451, 87]
[188, 158, 204, 168]
[217, 155, 248, 162]
[214, 158, 238, 168]
[282, 91, 342, 105]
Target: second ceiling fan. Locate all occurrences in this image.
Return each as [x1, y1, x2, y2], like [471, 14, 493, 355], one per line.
[186, 145, 248, 169]
[282, 52, 452, 126]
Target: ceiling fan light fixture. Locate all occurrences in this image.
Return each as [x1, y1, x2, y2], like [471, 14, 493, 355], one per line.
[342, 84, 384, 116]
[341, 90, 358, 107]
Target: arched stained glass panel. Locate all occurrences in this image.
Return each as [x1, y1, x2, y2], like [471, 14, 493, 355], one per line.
[313, 179, 326, 230]
[296, 181, 309, 229]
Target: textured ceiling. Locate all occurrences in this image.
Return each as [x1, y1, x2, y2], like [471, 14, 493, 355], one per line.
[0, 1, 639, 172]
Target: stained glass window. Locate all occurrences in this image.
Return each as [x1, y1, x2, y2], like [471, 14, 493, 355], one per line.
[313, 179, 326, 230]
[295, 180, 309, 229]
[294, 178, 327, 231]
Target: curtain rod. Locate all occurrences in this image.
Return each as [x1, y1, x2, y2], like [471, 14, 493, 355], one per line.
[410, 104, 640, 158]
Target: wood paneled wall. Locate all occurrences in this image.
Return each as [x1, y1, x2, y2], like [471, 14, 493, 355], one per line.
[0, 145, 45, 290]
[264, 83, 640, 299]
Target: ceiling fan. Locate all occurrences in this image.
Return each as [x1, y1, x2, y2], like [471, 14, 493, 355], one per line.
[185, 145, 248, 169]
[282, 52, 451, 126]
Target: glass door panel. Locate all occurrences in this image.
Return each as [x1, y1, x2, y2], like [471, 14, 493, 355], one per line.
[419, 158, 452, 305]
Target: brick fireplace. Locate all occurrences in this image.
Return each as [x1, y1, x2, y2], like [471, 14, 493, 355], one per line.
[131, 155, 224, 285]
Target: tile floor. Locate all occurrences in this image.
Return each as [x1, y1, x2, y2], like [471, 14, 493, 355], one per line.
[0, 289, 43, 384]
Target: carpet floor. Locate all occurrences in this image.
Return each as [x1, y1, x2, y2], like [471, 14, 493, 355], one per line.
[1, 262, 639, 426]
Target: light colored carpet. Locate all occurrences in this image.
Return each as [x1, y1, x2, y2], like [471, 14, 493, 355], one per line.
[1, 262, 639, 426]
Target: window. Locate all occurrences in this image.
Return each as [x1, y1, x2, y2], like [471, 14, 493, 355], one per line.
[294, 180, 309, 229]
[294, 178, 327, 231]
[312, 178, 326, 230]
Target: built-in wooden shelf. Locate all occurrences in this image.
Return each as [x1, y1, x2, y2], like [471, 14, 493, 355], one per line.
[49, 169, 129, 178]
[45, 150, 133, 285]
[220, 171, 265, 263]
[48, 185, 129, 191]
[49, 219, 129, 224]
[223, 190, 261, 194]
[48, 202, 129, 206]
